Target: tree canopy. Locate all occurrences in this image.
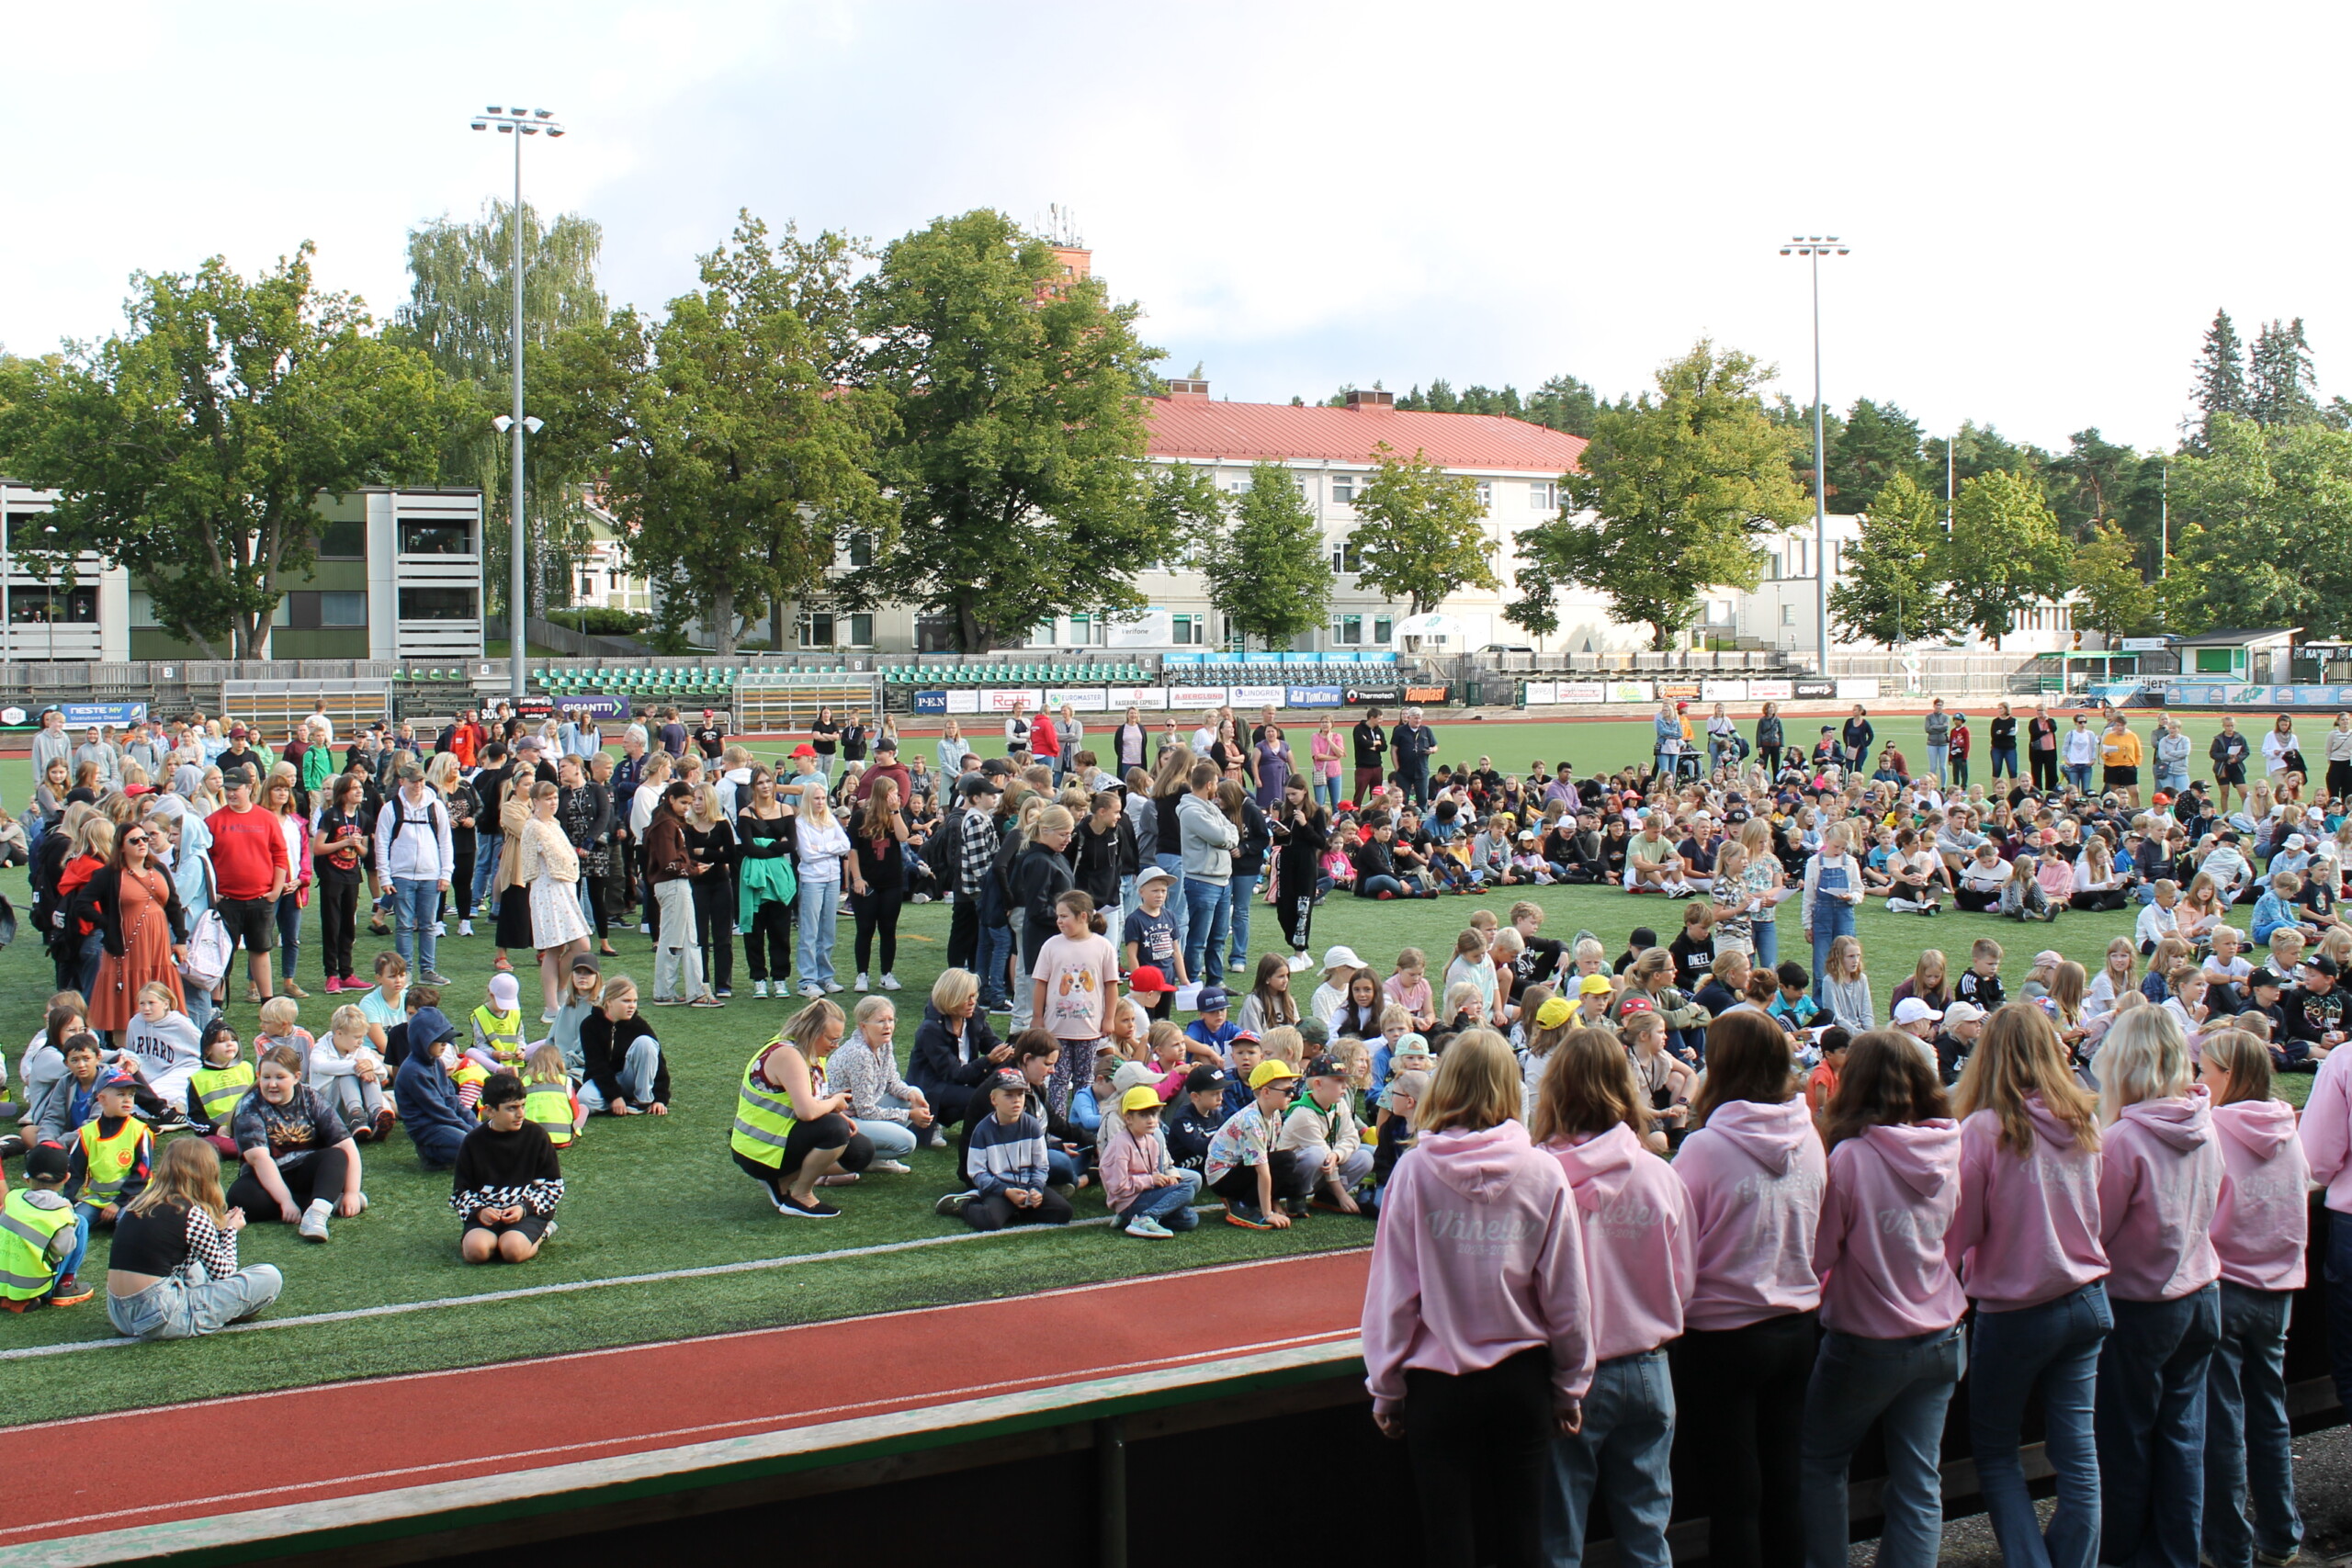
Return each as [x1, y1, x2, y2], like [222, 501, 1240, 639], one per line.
[1193, 462, 1333, 649]
[1345, 444, 1498, 617]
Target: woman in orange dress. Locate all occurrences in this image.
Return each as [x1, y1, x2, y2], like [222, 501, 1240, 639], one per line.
[80, 818, 188, 1035]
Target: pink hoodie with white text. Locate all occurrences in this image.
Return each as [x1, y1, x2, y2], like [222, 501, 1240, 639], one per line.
[2297, 1046, 2352, 1213]
[2212, 1097, 2309, 1292]
[1946, 1097, 2106, 1313]
[1813, 1120, 1965, 1337]
[1362, 1122, 1594, 1417]
[1545, 1122, 1695, 1360]
[1672, 1098, 1826, 1332]
[2098, 1087, 2227, 1303]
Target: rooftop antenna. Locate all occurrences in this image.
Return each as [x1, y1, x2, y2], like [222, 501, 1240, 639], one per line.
[1044, 203, 1084, 248]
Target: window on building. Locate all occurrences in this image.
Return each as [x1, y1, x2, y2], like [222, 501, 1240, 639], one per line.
[1335, 615, 1363, 645]
[915, 615, 959, 653]
[399, 521, 471, 557]
[1529, 480, 1555, 511]
[1781, 604, 1795, 626]
[8, 586, 96, 624]
[848, 613, 874, 647]
[1331, 536, 1363, 574]
[1476, 480, 1493, 511]
[1170, 613, 1205, 646]
[799, 612, 836, 648]
[398, 586, 477, 621]
[316, 520, 367, 558]
[321, 591, 367, 626]
[579, 577, 597, 599]
[1373, 615, 1393, 645]
[1767, 552, 1782, 581]
[797, 611, 876, 649]
[129, 590, 160, 628]
[1331, 473, 1358, 504]
[272, 597, 293, 627]
[846, 533, 873, 569]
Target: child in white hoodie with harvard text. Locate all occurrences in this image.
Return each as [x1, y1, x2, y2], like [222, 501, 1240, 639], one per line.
[1532, 1025, 1693, 1568]
[1362, 1030, 1591, 1568]
[1668, 1010, 1826, 1568]
[1798, 1031, 1965, 1568]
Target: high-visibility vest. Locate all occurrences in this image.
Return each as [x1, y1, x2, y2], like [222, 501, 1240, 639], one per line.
[0, 1188, 74, 1301]
[524, 1081, 576, 1147]
[729, 1040, 824, 1170]
[470, 1006, 524, 1068]
[189, 1062, 255, 1128]
[77, 1118, 149, 1205]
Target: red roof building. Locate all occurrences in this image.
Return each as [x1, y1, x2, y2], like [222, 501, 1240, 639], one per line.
[1144, 387, 1588, 475]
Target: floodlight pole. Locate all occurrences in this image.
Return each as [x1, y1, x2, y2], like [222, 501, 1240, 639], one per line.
[1781, 236, 1849, 673]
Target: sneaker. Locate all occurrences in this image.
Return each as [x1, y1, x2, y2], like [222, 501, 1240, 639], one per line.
[869, 1158, 912, 1176]
[690, 994, 726, 1008]
[822, 979, 844, 994]
[800, 984, 825, 1000]
[652, 996, 685, 1007]
[431, 921, 447, 937]
[1127, 1215, 1174, 1239]
[541, 1011, 558, 1025]
[2256, 1551, 2301, 1567]
[639, 921, 653, 936]
[424, 972, 453, 987]
[879, 973, 902, 991]
[854, 974, 870, 992]
[49, 1275, 93, 1306]
[323, 976, 343, 994]
[540, 1220, 558, 1244]
[371, 1111, 395, 1144]
[1224, 1202, 1272, 1231]
[153, 1108, 192, 1133]
[753, 979, 770, 998]
[910, 893, 933, 904]
[342, 975, 365, 990]
[298, 1201, 332, 1243]
[934, 1190, 978, 1218]
[280, 980, 309, 999]
[776, 1193, 841, 1219]
[1281, 1197, 1310, 1220]
[715, 987, 732, 998]
[458, 920, 475, 937]
[924, 1127, 951, 1149]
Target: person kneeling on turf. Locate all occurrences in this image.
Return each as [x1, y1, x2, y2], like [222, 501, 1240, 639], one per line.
[1102, 1085, 1201, 1239]
[958, 1068, 1075, 1233]
[453, 1072, 564, 1263]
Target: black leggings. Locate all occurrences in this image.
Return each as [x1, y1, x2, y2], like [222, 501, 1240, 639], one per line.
[445, 837, 476, 925]
[730, 1113, 873, 1190]
[317, 878, 357, 981]
[1954, 886, 2003, 912]
[743, 899, 794, 983]
[228, 1146, 353, 1220]
[584, 871, 612, 938]
[1671, 1310, 1817, 1568]
[2030, 750, 2058, 792]
[1275, 867, 1316, 953]
[691, 874, 733, 991]
[1403, 1347, 1554, 1568]
[854, 886, 904, 976]
[963, 1186, 1075, 1231]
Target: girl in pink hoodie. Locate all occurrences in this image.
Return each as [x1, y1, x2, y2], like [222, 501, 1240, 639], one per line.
[1946, 1002, 2108, 1568]
[1799, 1031, 1964, 1568]
[1532, 1026, 1694, 1568]
[1668, 1010, 1825, 1568]
[2199, 1029, 2309, 1568]
[1361, 1029, 1591, 1568]
[2091, 1004, 2226, 1568]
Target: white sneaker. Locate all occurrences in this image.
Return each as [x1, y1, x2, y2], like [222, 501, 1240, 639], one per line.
[854, 974, 870, 992]
[431, 920, 447, 937]
[458, 920, 474, 937]
[753, 979, 769, 998]
[822, 979, 843, 993]
[801, 984, 825, 1000]
[298, 1200, 332, 1243]
[880, 973, 901, 991]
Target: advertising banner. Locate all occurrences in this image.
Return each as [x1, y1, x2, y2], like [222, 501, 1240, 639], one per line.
[1403, 684, 1452, 705]
[1342, 683, 1401, 705]
[1835, 678, 1882, 700]
[1170, 685, 1229, 709]
[1522, 682, 1557, 705]
[2167, 682, 2352, 707]
[1701, 680, 1749, 702]
[1792, 679, 1837, 699]
[979, 689, 1043, 714]
[1044, 688, 1110, 712]
[1106, 686, 1169, 711]
[1748, 679, 1794, 701]
[1230, 684, 1286, 708]
[1657, 681, 1702, 701]
[59, 702, 148, 727]
[1609, 681, 1654, 704]
[519, 695, 631, 721]
[1286, 685, 1344, 707]
[1557, 681, 1609, 704]
[943, 690, 981, 715]
[913, 691, 948, 715]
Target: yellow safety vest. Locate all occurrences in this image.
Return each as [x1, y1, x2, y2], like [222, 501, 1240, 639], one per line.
[0, 1188, 74, 1301]
[524, 1081, 576, 1147]
[76, 1117, 150, 1205]
[470, 1006, 524, 1067]
[729, 1040, 825, 1170]
[189, 1062, 255, 1127]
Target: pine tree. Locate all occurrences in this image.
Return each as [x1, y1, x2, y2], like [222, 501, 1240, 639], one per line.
[2249, 318, 2321, 429]
[2190, 308, 2247, 448]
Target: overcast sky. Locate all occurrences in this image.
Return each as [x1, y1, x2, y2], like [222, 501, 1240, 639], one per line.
[12, 1, 2343, 455]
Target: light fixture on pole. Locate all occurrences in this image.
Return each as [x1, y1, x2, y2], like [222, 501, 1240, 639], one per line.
[1779, 234, 1849, 674]
[470, 105, 566, 704]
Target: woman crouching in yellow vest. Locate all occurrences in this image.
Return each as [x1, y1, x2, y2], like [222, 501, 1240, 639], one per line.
[729, 998, 875, 1221]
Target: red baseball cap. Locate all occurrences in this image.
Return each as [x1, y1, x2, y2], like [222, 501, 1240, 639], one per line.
[1617, 995, 1657, 1017]
[1127, 966, 1170, 993]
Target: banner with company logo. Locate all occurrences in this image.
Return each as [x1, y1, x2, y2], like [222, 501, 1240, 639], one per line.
[1106, 686, 1169, 711]
[978, 689, 1043, 714]
[2166, 682, 2352, 707]
[1523, 682, 1557, 705]
[913, 691, 949, 715]
[1748, 679, 1794, 701]
[1286, 685, 1343, 707]
[1043, 688, 1110, 712]
[1230, 684, 1286, 708]
[1403, 684, 1452, 705]
[1792, 679, 1837, 699]
[58, 703, 147, 727]
[1609, 681, 1654, 704]
[1342, 683, 1400, 705]
[1835, 678, 1882, 700]
[1170, 685, 1228, 709]
[1557, 681, 1608, 704]
[518, 696, 634, 722]
[1701, 680, 1748, 702]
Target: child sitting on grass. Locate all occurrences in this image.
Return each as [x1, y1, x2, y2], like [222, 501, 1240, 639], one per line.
[1102, 1085, 1202, 1239]
[37, 1034, 106, 1145]
[548, 955, 601, 1079]
[1167, 1064, 1233, 1175]
[1205, 1057, 1309, 1229]
[1279, 1054, 1372, 1215]
[252, 996, 315, 1064]
[522, 1043, 584, 1149]
[578, 976, 669, 1117]
[1385, 948, 1435, 1032]
[1367, 1003, 1414, 1102]
[959, 1068, 1075, 1233]
[1184, 987, 1239, 1063]
[18, 997, 86, 1145]
[121, 982, 202, 1123]
[0, 1142, 90, 1311]
[469, 973, 526, 1076]
[65, 1067, 152, 1247]
[1145, 1021, 1194, 1098]
[451, 1071, 564, 1264]
[391, 1005, 472, 1169]
[313, 1004, 392, 1143]
[356, 952, 408, 1052]
[185, 1019, 254, 1157]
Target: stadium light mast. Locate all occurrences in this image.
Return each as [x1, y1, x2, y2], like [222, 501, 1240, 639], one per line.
[471, 105, 565, 705]
[1781, 235, 1849, 673]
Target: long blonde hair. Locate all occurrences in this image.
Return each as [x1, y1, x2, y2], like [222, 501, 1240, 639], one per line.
[2094, 1005, 2192, 1125]
[126, 1136, 228, 1222]
[1953, 1003, 2099, 1154]
[1416, 1029, 1521, 1134]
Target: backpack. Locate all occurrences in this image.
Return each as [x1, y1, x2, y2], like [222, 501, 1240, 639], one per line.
[182, 906, 233, 993]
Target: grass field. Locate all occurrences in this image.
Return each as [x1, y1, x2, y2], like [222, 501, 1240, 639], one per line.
[0, 706, 2286, 1426]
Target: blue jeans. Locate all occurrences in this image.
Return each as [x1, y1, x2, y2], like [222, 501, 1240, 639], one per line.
[1800, 1323, 1965, 1568]
[2064, 762, 2093, 794]
[62, 1206, 92, 1282]
[2098, 1285, 2221, 1568]
[1542, 1348, 1675, 1568]
[977, 919, 1012, 1009]
[2159, 770, 2189, 797]
[1926, 743, 1948, 783]
[2328, 1210, 2352, 1417]
[1224, 874, 1257, 972]
[1047, 1145, 1083, 1186]
[1752, 919, 1778, 972]
[1992, 745, 2018, 778]
[1182, 876, 1229, 986]
[1969, 1281, 2111, 1568]
[797, 879, 842, 987]
[1155, 852, 1189, 953]
[393, 877, 439, 979]
[470, 833, 502, 911]
[1809, 898, 1854, 989]
[2205, 1281, 2300, 1568]
[75, 928, 105, 1002]
[1360, 874, 1407, 898]
[1118, 1168, 1202, 1231]
[1315, 774, 1340, 810]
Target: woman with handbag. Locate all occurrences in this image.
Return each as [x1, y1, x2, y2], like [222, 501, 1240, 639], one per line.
[75, 818, 189, 1039]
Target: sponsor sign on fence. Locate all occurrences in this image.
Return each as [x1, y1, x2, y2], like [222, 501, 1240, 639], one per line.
[979, 689, 1044, 713]
[1792, 679, 1837, 699]
[1609, 681, 1654, 703]
[913, 691, 948, 715]
[1286, 685, 1343, 707]
[1701, 680, 1748, 702]
[1835, 678, 1883, 700]
[1749, 679, 1794, 701]
[1107, 687, 1170, 711]
[2167, 682, 2352, 707]
[1170, 685, 1228, 710]
[1230, 684, 1286, 708]
[58, 702, 148, 726]
[1043, 688, 1110, 712]
[1343, 683, 1400, 705]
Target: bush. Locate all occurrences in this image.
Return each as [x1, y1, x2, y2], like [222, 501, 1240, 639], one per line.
[546, 607, 649, 637]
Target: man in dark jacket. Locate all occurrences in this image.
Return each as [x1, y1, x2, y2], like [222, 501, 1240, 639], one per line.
[1390, 708, 1437, 807]
[1350, 708, 1389, 805]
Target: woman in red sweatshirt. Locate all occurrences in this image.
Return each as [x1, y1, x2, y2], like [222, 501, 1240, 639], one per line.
[1362, 1029, 1591, 1568]
[1532, 1026, 1693, 1568]
[2092, 1006, 2225, 1568]
[1668, 1008, 1826, 1568]
[1799, 1031, 1964, 1568]
[1947, 1003, 2108, 1568]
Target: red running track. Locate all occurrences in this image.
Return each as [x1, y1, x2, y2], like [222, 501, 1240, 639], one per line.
[3, 1249, 1370, 1551]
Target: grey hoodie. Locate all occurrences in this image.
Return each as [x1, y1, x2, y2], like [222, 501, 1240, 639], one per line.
[1176, 792, 1238, 884]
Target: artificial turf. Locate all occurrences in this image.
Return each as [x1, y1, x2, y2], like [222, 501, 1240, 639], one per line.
[0, 706, 2285, 1426]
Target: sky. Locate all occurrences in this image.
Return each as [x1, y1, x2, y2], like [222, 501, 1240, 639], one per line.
[8, 0, 2346, 455]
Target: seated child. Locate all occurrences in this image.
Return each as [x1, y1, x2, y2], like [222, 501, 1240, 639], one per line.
[18, 997, 86, 1143]
[311, 1005, 392, 1143]
[1384, 949, 1435, 1032]
[1071, 1049, 1119, 1139]
[1167, 1064, 1233, 1174]
[1372, 1067, 1428, 1198]
[1768, 962, 1823, 1032]
[1146, 1021, 1194, 1100]
[522, 1043, 584, 1149]
[1221, 1037, 1264, 1117]
[577, 976, 669, 1116]
[469, 973, 526, 1076]
[65, 1067, 153, 1255]
[36, 1034, 107, 1145]
[185, 1019, 254, 1157]
[1368, 1004, 1415, 1102]
[356, 952, 409, 1055]
[548, 956, 602, 1079]
[1102, 1086, 1203, 1239]
[452, 1071, 564, 1264]
[252, 997, 315, 1066]
[0, 1142, 90, 1310]
[1183, 987, 1240, 1064]
[961, 1068, 1076, 1233]
[392, 1006, 473, 1168]
[1277, 1054, 1372, 1215]
[120, 982, 202, 1123]
[1205, 1058, 1311, 1228]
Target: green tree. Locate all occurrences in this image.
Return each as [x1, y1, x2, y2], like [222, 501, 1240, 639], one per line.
[540, 213, 893, 657]
[2169, 415, 2352, 637]
[843, 209, 1167, 651]
[1345, 443, 1498, 616]
[2045, 428, 2151, 542]
[1824, 397, 1926, 511]
[1194, 462, 1332, 648]
[391, 200, 609, 617]
[1524, 373, 1610, 437]
[0, 245, 444, 657]
[1943, 468, 2071, 643]
[2190, 308, 2248, 450]
[2068, 522, 2157, 639]
[2249, 318, 2322, 429]
[1526, 341, 1807, 649]
[1921, 421, 2052, 503]
[1826, 472, 1950, 645]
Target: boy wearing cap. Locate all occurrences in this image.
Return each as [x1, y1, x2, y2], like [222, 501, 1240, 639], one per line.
[66, 1067, 153, 1263]
[2282, 956, 2347, 1064]
[1, 1143, 92, 1309]
[1205, 1058, 1309, 1228]
[469, 973, 526, 1076]
[1185, 987, 1240, 1063]
[1122, 869, 1187, 1015]
[1889, 995, 1942, 1069]
[1102, 1086, 1202, 1239]
[1167, 1064, 1233, 1175]
[2241, 970, 2300, 1067]
[1931, 1000, 1985, 1087]
[960, 1069, 1074, 1233]
[1278, 1055, 1370, 1216]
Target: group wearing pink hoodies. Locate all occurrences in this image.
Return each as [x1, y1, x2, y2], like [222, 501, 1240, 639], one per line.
[2210, 1082, 2311, 1568]
[1946, 1093, 2108, 1311]
[1813, 1119, 1965, 1338]
[1671, 1097, 1826, 1331]
[2098, 1086, 2226, 1305]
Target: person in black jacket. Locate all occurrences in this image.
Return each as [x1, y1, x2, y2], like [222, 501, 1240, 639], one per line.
[1353, 815, 1430, 898]
[1066, 790, 1136, 930]
[1754, 703, 1784, 775]
[908, 971, 1008, 1136]
[1351, 709, 1389, 805]
[2280, 956, 2346, 1067]
[1007, 807, 1077, 1032]
[1269, 775, 1329, 963]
